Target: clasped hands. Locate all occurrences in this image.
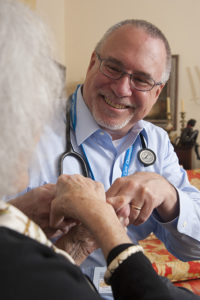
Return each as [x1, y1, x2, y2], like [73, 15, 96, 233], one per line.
[50, 171, 178, 233]
[10, 172, 178, 262]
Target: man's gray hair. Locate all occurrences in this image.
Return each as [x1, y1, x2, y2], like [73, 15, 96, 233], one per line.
[0, 0, 64, 197]
[95, 19, 171, 83]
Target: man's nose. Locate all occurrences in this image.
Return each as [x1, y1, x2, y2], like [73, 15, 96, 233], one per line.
[111, 75, 133, 98]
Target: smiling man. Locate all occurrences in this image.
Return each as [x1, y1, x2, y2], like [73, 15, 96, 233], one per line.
[83, 23, 166, 139]
[13, 19, 200, 300]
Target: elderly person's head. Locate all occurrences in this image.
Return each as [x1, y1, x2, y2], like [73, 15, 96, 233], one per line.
[0, 0, 63, 198]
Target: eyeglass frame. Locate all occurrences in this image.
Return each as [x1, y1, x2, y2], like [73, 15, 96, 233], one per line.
[95, 52, 163, 92]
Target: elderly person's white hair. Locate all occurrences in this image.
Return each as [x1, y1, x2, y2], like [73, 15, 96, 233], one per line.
[0, 0, 63, 197]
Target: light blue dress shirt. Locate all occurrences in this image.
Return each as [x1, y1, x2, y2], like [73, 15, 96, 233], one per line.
[26, 86, 200, 298]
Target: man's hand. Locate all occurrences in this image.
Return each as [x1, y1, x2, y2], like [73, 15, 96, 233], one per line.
[9, 184, 75, 238]
[106, 172, 179, 225]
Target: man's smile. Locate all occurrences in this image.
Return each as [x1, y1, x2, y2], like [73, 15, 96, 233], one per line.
[103, 95, 130, 110]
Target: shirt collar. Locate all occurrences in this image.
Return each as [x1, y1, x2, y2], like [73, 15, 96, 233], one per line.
[117, 120, 146, 152]
[76, 86, 100, 146]
[75, 85, 149, 146]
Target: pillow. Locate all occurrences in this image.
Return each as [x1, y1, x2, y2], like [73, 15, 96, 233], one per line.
[186, 168, 200, 190]
[174, 278, 200, 295]
[138, 170, 200, 292]
[139, 234, 200, 283]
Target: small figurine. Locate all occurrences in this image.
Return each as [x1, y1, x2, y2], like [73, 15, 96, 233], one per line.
[178, 119, 200, 159]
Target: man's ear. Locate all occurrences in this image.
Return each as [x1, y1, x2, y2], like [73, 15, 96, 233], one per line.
[87, 51, 97, 71]
[155, 83, 165, 100]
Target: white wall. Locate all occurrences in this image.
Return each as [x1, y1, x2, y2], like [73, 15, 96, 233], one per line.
[36, 0, 67, 65]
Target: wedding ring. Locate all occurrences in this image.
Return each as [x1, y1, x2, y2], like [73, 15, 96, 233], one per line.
[131, 204, 142, 211]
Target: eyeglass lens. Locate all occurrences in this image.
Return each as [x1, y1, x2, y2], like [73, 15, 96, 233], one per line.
[100, 58, 155, 91]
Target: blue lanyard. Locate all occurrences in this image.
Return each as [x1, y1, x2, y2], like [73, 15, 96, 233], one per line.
[70, 86, 134, 180]
[122, 146, 134, 176]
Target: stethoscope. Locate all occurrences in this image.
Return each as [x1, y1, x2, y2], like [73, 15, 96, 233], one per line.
[59, 86, 156, 178]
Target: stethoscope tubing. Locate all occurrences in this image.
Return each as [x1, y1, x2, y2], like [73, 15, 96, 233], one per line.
[59, 98, 90, 177]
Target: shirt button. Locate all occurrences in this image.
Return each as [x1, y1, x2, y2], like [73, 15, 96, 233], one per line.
[99, 131, 104, 136]
[182, 221, 187, 228]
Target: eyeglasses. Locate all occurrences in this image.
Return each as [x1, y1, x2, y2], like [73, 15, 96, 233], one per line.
[96, 52, 162, 92]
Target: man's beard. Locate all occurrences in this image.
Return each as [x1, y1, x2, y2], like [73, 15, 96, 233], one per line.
[93, 111, 134, 131]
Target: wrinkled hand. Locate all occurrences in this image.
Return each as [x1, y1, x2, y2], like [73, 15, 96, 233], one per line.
[50, 174, 106, 228]
[55, 223, 98, 265]
[9, 184, 76, 238]
[106, 172, 179, 226]
[51, 174, 131, 259]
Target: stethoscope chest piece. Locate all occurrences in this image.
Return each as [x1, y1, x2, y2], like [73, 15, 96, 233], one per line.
[137, 148, 156, 167]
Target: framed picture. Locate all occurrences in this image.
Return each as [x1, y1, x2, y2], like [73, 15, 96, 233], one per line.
[145, 55, 179, 130]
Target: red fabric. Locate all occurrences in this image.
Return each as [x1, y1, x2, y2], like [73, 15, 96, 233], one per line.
[138, 169, 200, 295]
[174, 279, 200, 295]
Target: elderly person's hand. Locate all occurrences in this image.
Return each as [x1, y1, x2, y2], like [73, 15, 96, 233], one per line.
[50, 174, 106, 226]
[50, 174, 131, 258]
[9, 184, 76, 238]
[106, 172, 179, 226]
[55, 224, 98, 265]
[50, 174, 129, 227]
